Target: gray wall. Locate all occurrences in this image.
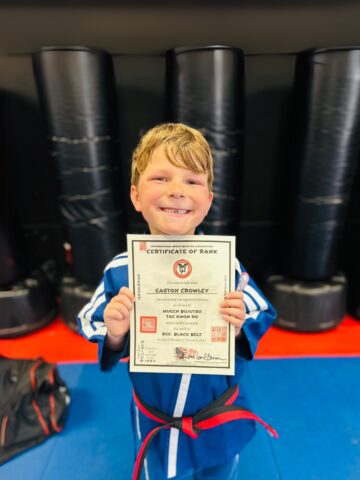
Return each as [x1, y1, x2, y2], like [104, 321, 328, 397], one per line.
[1, 1, 360, 55]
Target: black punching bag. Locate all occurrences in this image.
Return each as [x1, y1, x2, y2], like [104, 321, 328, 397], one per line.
[33, 46, 124, 285]
[266, 47, 360, 331]
[166, 46, 244, 235]
[289, 48, 360, 281]
[33, 46, 125, 329]
[0, 222, 23, 286]
[0, 217, 56, 338]
[343, 161, 360, 320]
[0, 124, 56, 337]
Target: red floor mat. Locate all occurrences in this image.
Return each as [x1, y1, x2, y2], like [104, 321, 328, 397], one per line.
[0, 315, 359, 362]
[0, 317, 98, 362]
[257, 315, 360, 358]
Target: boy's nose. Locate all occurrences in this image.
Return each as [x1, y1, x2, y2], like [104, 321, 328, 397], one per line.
[168, 182, 185, 198]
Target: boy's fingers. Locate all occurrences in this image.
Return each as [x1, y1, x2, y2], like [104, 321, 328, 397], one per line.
[224, 291, 243, 300]
[106, 307, 124, 321]
[111, 294, 134, 311]
[220, 299, 245, 309]
[106, 296, 133, 318]
[116, 302, 133, 318]
[220, 307, 246, 320]
[119, 286, 135, 302]
[222, 314, 245, 327]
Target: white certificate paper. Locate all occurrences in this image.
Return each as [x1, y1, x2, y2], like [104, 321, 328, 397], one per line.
[127, 234, 236, 375]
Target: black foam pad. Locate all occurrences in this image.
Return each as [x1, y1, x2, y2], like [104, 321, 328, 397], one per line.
[265, 273, 346, 332]
[166, 46, 245, 234]
[32, 46, 125, 285]
[347, 273, 360, 320]
[0, 222, 24, 286]
[0, 270, 57, 338]
[288, 47, 360, 280]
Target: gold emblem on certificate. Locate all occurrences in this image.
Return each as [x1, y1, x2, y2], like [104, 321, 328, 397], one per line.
[127, 234, 236, 375]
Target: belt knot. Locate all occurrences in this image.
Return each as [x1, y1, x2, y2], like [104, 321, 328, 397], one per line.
[176, 416, 199, 439]
[132, 384, 278, 480]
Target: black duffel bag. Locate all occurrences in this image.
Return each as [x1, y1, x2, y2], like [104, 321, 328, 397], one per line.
[0, 356, 70, 464]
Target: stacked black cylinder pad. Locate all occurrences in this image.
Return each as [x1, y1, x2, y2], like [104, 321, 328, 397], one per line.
[290, 48, 360, 281]
[0, 153, 56, 338]
[33, 46, 125, 329]
[344, 164, 360, 320]
[0, 223, 56, 337]
[0, 222, 23, 287]
[166, 46, 244, 235]
[33, 47, 125, 287]
[266, 47, 360, 331]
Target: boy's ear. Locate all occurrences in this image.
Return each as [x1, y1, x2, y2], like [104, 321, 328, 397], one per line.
[130, 185, 142, 212]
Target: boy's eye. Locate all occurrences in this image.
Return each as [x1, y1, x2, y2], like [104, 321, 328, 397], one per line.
[187, 179, 202, 185]
[153, 177, 167, 182]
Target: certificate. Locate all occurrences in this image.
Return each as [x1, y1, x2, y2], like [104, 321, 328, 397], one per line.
[127, 234, 236, 375]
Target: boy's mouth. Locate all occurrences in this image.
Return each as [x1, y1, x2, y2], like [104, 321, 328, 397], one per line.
[160, 208, 191, 215]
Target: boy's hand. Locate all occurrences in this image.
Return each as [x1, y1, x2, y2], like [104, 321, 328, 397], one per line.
[104, 287, 135, 350]
[220, 291, 246, 337]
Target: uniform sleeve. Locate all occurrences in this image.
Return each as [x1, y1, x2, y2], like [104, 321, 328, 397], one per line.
[234, 259, 277, 360]
[77, 255, 130, 371]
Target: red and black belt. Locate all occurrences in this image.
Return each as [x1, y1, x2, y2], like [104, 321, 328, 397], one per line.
[132, 384, 278, 480]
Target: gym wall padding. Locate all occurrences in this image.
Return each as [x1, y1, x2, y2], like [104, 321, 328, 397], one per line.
[288, 47, 360, 281]
[0, 85, 64, 276]
[266, 47, 360, 331]
[32, 46, 126, 287]
[0, 51, 293, 283]
[342, 162, 360, 320]
[166, 46, 244, 235]
[1, 3, 360, 283]
[0, 222, 24, 287]
[1, 35, 360, 327]
[0, 97, 57, 337]
[0, 218, 56, 338]
[0, 272, 57, 338]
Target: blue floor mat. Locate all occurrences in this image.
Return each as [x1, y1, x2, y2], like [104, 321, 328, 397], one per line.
[1, 358, 359, 480]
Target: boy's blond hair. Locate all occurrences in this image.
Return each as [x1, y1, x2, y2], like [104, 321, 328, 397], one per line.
[131, 123, 214, 190]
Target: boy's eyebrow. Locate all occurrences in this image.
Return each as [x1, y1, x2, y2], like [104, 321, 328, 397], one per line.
[145, 169, 169, 176]
[147, 169, 207, 178]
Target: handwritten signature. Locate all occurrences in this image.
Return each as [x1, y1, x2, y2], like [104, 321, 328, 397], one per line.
[175, 347, 225, 361]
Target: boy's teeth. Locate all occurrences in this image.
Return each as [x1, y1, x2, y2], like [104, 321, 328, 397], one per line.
[163, 208, 187, 214]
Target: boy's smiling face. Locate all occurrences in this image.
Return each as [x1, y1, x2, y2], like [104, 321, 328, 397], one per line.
[130, 146, 213, 236]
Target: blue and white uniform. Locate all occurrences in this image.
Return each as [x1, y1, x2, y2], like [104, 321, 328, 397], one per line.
[78, 252, 276, 479]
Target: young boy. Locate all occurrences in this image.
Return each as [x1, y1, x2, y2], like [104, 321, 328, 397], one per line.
[78, 123, 277, 480]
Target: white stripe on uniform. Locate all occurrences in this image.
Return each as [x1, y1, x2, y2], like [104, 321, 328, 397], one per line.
[104, 255, 128, 271]
[167, 374, 192, 478]
[245, 311, 260, 321]
[245, 285, 268, 310]
[243, 291, 257, 312]
[78, 291, 106, 339]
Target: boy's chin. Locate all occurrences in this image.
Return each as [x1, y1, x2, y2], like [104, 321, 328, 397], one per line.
[161, 229, 195, 236]
[150, 225, 196, 236]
